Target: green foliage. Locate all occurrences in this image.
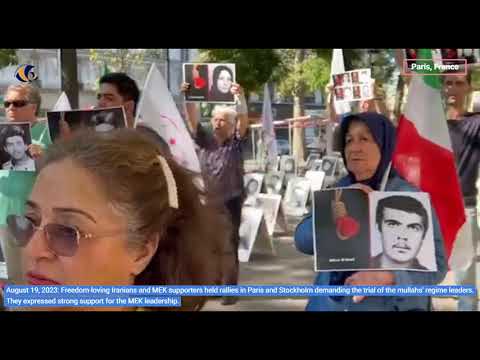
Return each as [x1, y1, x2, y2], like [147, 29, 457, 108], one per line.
[0, 49, 17, 68]
[89, 49, 145, 73]
[275, 49, 331, 98]
[197, 49, 281, 95]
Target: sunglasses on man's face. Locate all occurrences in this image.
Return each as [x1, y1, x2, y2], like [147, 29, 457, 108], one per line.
[3, 100, 29, 108]
[6, 215, 83, 257]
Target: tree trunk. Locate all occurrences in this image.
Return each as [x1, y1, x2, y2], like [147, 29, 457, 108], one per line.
[292, 49, 306, 166]
[393, 74, 405, 125]
[59, 49, 79, 109]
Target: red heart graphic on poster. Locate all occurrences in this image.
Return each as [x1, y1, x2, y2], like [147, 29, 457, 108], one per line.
[336, 216, 360, 239]
[194, 76, 206, 89]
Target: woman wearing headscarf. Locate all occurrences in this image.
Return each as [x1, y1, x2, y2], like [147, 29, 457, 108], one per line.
[295, 112, 447, 311]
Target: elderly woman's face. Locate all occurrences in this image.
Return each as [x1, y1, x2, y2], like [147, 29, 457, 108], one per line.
[20, 159, 144, 308]
[211, 111, 234, 139]
[217, 70, 232, 94]
[345, 121, 381, 181]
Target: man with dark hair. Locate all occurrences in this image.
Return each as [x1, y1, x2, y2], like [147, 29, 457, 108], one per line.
[97, 72, 140, 128]
[443, 68, 480, 311]
[372, 195, 429, 270]
[1, 125, 34, 171]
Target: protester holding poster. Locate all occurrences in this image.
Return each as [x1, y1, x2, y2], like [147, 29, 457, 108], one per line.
[4, 129, 229, 311]
[182, 81, 249, 305]
[97, 72, 140, 128]
[444, 69, 480, 311]
[0, 84, 51, 283]
[294, 112, 447, 311]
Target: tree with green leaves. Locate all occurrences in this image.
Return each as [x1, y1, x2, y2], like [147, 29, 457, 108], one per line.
[197, 49, 281, 97]
[0, 49, 17, 68]
[89, 49, 146, 73]
[274, 49, 331, 163]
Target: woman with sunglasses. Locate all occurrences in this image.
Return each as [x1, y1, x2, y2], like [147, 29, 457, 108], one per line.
[3, 129, 230, 311]
[0, 84, 51, 282]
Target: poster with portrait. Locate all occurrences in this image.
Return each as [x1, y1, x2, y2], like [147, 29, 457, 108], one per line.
[333, 69, 373, 103]
[369, 191, 436, 272]
[183, 63, 236, 103]
[47, 107, 127, 142]
[238, 206, 275, 262]
[244, 173, 264, 206]
[263, 171, 285, 195]
[252, 194, 282, 236]
[280, 155, 296, 175]
[313, 188, 371, 271]
[283, 177, 311, 217]
[321, 156, 338, 177]
[0, 122, 35, 172]
[305, 153, 321, 170]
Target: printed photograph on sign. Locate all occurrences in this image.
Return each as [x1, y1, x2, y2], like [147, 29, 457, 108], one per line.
[333, 74, 344, 87]
[183, 63, 236, 103]
[334, 87, 344, 101]
[183, 64, 209, 102]
[238, 206, 263, 262]
[305, 153, 321, 170]
[280, 155, 296, 175]
[283, 177, 311, 216]
[351, 71, 360, 84]
[244, 173, 264, 205]
[313, 188, 371, 271]
[264, 171, 285, 195]
[47, 107, 127, 142]
[321, 156, 337, 177]
[311, 159, 324, 172]
[0, 122, 35, 172]
[208, 64, 236, 103]
[369, 192, 436, 272]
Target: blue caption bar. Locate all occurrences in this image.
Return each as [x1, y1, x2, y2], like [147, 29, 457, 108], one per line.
[3, 285, 476, 299]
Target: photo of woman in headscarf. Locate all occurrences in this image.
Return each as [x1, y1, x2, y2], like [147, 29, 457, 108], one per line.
[208, 65, 235, 103]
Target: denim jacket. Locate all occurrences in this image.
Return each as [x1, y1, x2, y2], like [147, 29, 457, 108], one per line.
[294, 175, 448, 311]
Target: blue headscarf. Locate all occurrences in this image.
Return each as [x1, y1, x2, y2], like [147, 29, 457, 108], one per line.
[337, 112, 397, 191]
[329, 112, 397, 290]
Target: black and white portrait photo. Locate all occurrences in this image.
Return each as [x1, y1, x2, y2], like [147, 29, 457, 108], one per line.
[238, 206, 264, 262]
[244, 173, 264, 197]
[311, 159, 323, 172]
[47, 107, 127, 142]
[0, 123, 35, 172]
[306, 153, 321, 170]
[283, 177, 311, 216]
[369, 192, 436, 272]
[264, 171, 285, 195]
[321, 156, 337, 177]
[280, 155, 296, 174]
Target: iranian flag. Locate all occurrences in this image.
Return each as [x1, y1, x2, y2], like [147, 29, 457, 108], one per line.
[392, 49, 465, 261]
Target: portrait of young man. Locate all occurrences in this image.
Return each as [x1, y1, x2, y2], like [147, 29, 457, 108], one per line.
[371, 195, 433, 271]
[0, 124, 35, 172]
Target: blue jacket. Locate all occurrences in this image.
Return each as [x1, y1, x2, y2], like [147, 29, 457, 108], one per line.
[294, 175, 448, 311]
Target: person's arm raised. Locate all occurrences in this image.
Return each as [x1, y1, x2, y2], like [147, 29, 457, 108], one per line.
[181, 82, 201, 137]
[232, 83, 249, 139]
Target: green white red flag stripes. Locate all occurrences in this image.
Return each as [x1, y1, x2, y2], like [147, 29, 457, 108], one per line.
[392, 49, 465, 260]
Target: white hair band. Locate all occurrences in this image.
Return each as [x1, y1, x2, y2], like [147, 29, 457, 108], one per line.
[157, 155, 179, 209]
